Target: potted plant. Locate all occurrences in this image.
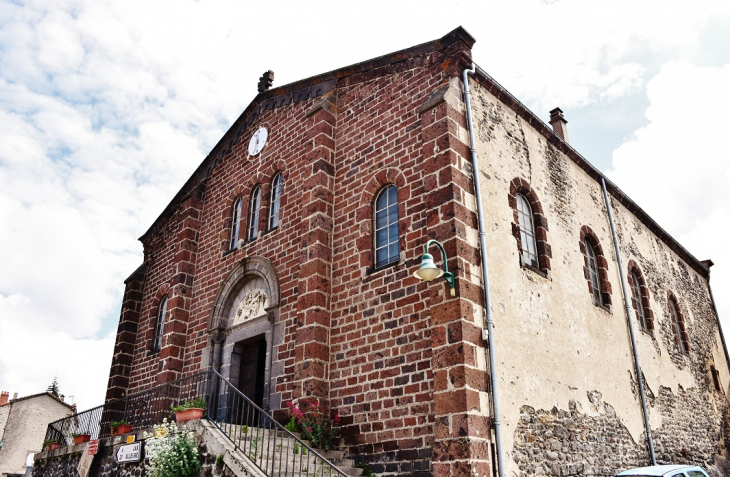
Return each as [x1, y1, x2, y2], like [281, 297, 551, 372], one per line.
[43, 439, 62, 451]
[71, 432, 91, 445]
[110, 420, 132, 436]
[171, 397, 206, 422]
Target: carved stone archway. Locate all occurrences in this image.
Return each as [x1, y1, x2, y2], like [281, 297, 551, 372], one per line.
[204, 256, 283, 411]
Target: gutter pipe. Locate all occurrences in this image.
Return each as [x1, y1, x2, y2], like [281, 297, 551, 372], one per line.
[601, 177, 657, 465]
[463, 64, 505, 477]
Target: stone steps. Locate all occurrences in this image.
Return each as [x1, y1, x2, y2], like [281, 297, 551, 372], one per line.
[207, 420, 364, 477]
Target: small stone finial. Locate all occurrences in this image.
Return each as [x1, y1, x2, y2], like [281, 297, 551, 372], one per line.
[549, 107, 569, 143]
[257, 70, 275, 93]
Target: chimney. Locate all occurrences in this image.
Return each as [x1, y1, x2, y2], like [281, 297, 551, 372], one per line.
[0, 391, 9, 406]
[12, 393, 17, 400]
[549, 107, 569, 143]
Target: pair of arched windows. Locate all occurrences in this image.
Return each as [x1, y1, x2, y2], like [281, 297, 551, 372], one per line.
[230, 173, 283, 249]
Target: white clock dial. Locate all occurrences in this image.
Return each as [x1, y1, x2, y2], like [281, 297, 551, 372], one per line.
[248, 127, 268, 156]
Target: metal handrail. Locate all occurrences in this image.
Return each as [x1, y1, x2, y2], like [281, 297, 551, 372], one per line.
[208, 368, 347, 477]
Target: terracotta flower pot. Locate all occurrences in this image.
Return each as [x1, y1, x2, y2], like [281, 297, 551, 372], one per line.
[111, 424, 133, 436]
[175, 408, 204, 422]
[73, 434, 91, 445]
[46, 442, 61, 451]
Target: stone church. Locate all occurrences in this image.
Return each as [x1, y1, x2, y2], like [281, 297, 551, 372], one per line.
[105, 27, 730, 477]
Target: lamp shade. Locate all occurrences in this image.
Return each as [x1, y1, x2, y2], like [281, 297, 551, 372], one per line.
[413, 253, 444, 282]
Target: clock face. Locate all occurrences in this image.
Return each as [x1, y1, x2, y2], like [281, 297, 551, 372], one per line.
[248, 127, 268, 156]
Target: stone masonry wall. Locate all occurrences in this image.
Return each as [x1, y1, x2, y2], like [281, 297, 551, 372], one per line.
[468, 71, 730, 477]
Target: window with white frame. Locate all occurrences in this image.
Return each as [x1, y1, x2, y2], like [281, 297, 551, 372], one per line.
[248, 185, 262, 240]
[585, 239, 601, 305]
[268, 173, 282, 230]
[516, 193, 538, 267]
[230, 197, 242, 249]
[374, 185, 399, 268]
[153, 296, 167, 352]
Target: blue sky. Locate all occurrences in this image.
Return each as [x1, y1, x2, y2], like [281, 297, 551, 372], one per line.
[1, 0, 729, 411]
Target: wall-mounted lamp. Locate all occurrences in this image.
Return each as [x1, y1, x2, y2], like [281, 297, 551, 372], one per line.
[413, 239, 455, 297]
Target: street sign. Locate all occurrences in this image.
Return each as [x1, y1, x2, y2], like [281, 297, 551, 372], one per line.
[115, 442, 142, 463]
[126, 435, 135, 444]
[88, 440, 99, 456]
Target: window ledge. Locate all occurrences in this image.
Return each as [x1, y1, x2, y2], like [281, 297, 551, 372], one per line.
[521, 263, 550, 280]
[593, 302, 612, 314]
[639, 328, 655, 339]
[365, 260, 401, 278]
[222, 248, 237, 258]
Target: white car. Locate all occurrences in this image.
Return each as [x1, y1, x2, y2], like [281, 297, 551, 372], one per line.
[616, 465, 710, 477]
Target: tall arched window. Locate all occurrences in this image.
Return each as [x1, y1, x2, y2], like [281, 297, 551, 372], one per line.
[580, 226, 611, 308]
[585, 239, 601, 305]
[374, 185, 399, 268]
[509, 178, 551, 273]
[230, 197, 242, 249]
[669, 295, 689, 354]
[248, 185, 261, 241]
[153, 297, 167, 352]
[268, 173, 282, 230]
[628, 266, 653, 332]
[516, 194, 538, 268]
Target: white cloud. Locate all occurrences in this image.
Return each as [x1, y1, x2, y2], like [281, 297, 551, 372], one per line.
[608, 60, 730, 328]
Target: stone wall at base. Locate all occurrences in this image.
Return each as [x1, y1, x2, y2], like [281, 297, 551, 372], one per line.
[32, 422, 238, 477]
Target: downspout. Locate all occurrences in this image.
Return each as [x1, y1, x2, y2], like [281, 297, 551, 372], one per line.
[601, 177, 657, 465]
[463, 64, 505, 477]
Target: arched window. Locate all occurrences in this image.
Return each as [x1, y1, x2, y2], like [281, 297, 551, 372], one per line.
[516, 194, 538, 268]
[153, 297, 167, 352]
[374, 185, 399, 268]
[585, 239, 601, 305]
[628, 265, 653, 332]
[509, 178, 551, 272]
[669, 295, 689, 354]
[579, 226, 611, 309]
[230, 197, 242, 249]
[248, 185, 261, 241]
[268, 173, 282, 230]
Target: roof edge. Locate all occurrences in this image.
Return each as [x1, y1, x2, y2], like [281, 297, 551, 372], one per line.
[139, 27, 475, 243]
[472, 64, 710, 279]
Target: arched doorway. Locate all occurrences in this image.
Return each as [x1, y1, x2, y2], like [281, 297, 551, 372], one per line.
[205, 256, 283, 413]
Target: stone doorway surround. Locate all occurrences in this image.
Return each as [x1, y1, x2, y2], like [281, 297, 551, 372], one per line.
[204, 256, 284, 412]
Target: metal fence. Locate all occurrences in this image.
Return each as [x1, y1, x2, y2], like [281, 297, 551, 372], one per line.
[44, 370, 211, 445]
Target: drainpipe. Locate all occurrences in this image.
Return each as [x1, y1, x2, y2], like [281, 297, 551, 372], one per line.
[601, 177, 657, 465]
[463, 64, 505, 477]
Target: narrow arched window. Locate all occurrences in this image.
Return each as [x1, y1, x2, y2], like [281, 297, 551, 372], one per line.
[585, 239, 601, 305]
[248, 185, 261, 241]
[669, 296, 689, 354]
[153, 297, 167, 352]
[374, 185, 399, 268]
[630, 270, 648, 331]
[230, 197, 242, 249]
[268, 173, 282, 230]
[516, 194, 538, 268]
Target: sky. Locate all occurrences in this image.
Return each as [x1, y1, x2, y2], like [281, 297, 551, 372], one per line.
[1, 0, 729, 411]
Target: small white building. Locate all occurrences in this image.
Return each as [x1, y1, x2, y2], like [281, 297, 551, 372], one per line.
[0, 391, 73, 477]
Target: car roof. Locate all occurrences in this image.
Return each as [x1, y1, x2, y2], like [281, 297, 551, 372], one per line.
[617, 465, 703, 476]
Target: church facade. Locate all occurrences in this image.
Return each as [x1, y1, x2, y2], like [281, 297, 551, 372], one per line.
[105, 27, 730, 477]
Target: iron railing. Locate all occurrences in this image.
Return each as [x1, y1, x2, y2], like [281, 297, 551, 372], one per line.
[44, 371, 211, 445]
[43, 369, 347, 477]
[207, 368, 347, 477]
